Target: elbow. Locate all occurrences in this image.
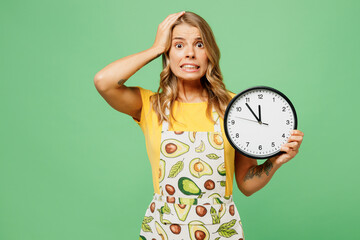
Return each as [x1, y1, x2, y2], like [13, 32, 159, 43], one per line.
[94, 72, 102, 84]
[237, 186, 253, 197]
[94, 74, 101, 85]
[94, 75, 106, 92]
[242, 190, 253, 197]
[244, 192, 253, 197]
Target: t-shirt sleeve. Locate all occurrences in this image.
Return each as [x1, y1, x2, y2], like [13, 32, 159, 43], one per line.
[132, 86, 155, 129]
[228, 90, 236, 99]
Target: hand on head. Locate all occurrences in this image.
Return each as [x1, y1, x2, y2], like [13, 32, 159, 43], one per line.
[152, 11, 186, 53]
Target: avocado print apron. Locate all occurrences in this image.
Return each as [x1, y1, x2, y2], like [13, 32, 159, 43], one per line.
[139, 104, 245, 240]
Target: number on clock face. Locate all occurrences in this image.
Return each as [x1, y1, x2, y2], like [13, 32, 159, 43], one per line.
[225, 87, 297, 159]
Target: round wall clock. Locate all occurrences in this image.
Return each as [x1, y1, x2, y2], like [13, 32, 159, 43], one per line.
[224, 86, 298, 159]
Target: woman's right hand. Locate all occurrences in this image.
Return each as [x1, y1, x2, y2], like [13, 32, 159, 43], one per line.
[152, 11, 186, 53]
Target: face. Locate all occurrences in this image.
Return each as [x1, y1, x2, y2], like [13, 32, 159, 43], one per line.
[169, 24, 208, 82]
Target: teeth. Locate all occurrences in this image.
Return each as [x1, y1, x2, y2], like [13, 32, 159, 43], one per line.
[182, 65, 199, 69]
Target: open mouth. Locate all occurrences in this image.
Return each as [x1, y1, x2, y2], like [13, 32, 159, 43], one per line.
[180, 65, 200, 69]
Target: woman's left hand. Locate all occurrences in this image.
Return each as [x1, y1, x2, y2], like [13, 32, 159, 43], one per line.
[271, 129, 304, 166]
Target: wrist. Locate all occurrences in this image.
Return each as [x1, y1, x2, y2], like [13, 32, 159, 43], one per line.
[150, 45, 165, 55]
[268, 156, 283, 169]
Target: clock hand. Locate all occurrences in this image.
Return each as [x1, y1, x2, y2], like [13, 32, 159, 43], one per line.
[245, 103, 260, 122]
[235, 116, 269, 125]
[258, 105, 262, 122]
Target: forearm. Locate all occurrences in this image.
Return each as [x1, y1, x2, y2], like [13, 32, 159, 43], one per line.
[94, 46, 164, 90]
[241, 157, 283, 196]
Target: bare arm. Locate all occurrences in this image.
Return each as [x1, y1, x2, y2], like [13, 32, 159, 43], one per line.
[93, 11, 185, 121]
[93, 47, 163, 121]
[93, 46, 163, 91]
[234, 150, 282, 197]
[234, 130, 304, 196]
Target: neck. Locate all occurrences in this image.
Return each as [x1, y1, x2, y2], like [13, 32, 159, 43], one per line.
[176, 78, 208, 103]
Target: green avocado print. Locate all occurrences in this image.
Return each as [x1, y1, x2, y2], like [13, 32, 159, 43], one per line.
[155, 221, 168, 240]
[179, 197, 198, 205]
[178, 177, 201, 196]
[195, 140, 205, 153]
[212, 111, 220, 123]
[217, 162, 226, 176]
[161, 139, 189, 158]
[208, 193, 223, 204]
[189, 158, 213, 178]
[174, 203, 191, 221]
[208, 132, 224, 150]
[189, 131, 196, 143]
[159, 159, 165, 183]
[218, 204, 226, 219]
[188, 220, 210, 240]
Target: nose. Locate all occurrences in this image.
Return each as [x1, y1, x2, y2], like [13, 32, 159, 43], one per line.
[185, 46, 195, 59]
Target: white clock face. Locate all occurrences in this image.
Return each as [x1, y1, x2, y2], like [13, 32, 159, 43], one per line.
[225, 87, 297, 159]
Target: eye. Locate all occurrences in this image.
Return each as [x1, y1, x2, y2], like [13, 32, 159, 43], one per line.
[175, 43, 183, 48]
[196, 42, 204, 48]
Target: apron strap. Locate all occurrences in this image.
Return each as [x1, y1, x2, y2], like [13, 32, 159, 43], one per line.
[161, 102, 221, 132]
[161, 103, 170, 132]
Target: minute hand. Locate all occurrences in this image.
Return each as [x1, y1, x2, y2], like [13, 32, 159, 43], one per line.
[245, 103, 260, 122]
[235, 116, 269, 125]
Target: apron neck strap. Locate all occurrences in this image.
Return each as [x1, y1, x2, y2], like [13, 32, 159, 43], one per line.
[161, 102, 221, 132]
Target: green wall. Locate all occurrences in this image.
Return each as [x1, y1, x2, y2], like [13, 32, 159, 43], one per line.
[1, 0, 359, 239]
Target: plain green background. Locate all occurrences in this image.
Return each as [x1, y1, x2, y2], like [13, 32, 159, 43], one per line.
[1, 0, 359, 239]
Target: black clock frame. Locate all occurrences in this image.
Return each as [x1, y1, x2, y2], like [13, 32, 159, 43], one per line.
[224, 86, 298, 159]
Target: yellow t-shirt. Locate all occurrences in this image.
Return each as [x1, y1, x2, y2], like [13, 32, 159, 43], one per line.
[132, 86, 237, 197]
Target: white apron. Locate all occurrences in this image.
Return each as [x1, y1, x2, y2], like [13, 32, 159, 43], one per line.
[139, 104, 245, 240]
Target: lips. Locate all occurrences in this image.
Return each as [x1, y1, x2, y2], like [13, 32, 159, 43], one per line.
[180, 63, 200, 69]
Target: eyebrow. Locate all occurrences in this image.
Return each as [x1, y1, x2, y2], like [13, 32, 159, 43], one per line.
[172, 37, 202, 41]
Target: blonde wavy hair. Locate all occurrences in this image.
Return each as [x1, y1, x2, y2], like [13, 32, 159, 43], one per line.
[150, 11, 233, 129]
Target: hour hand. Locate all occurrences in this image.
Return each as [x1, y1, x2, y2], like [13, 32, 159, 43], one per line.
[245, 103, 260, 122]
[258, 105, 262, 122]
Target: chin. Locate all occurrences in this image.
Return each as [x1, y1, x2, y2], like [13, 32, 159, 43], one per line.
[177, 75, 205, 82]
[174, 71, 206, 82]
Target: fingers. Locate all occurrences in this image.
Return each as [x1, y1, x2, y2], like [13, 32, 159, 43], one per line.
[288, 135, 303, 142]
[281, 142, 297, 151]
[161, 11, 185, 28]
[281, 139, 300, 152]
[280, 146, 296, 154]
[159, 12, 184, 36]
[277, 129, 304, 164]
[290, 129, 304, 136]
[283, 141, 298, 149]
[153, 11, 186, 50]
[288, 129, 304, 148]
[172, 11, 186, 17]
[167, 11, 185, 18]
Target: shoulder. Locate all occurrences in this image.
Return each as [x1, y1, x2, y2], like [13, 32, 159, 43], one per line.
[132, 87, 156, 127]
[135, 86, 155, 97]
[226, 90, 236, 99]
[134, 86, 156, 104]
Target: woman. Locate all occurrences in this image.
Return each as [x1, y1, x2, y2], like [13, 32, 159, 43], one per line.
[94, 11, 304, 240]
